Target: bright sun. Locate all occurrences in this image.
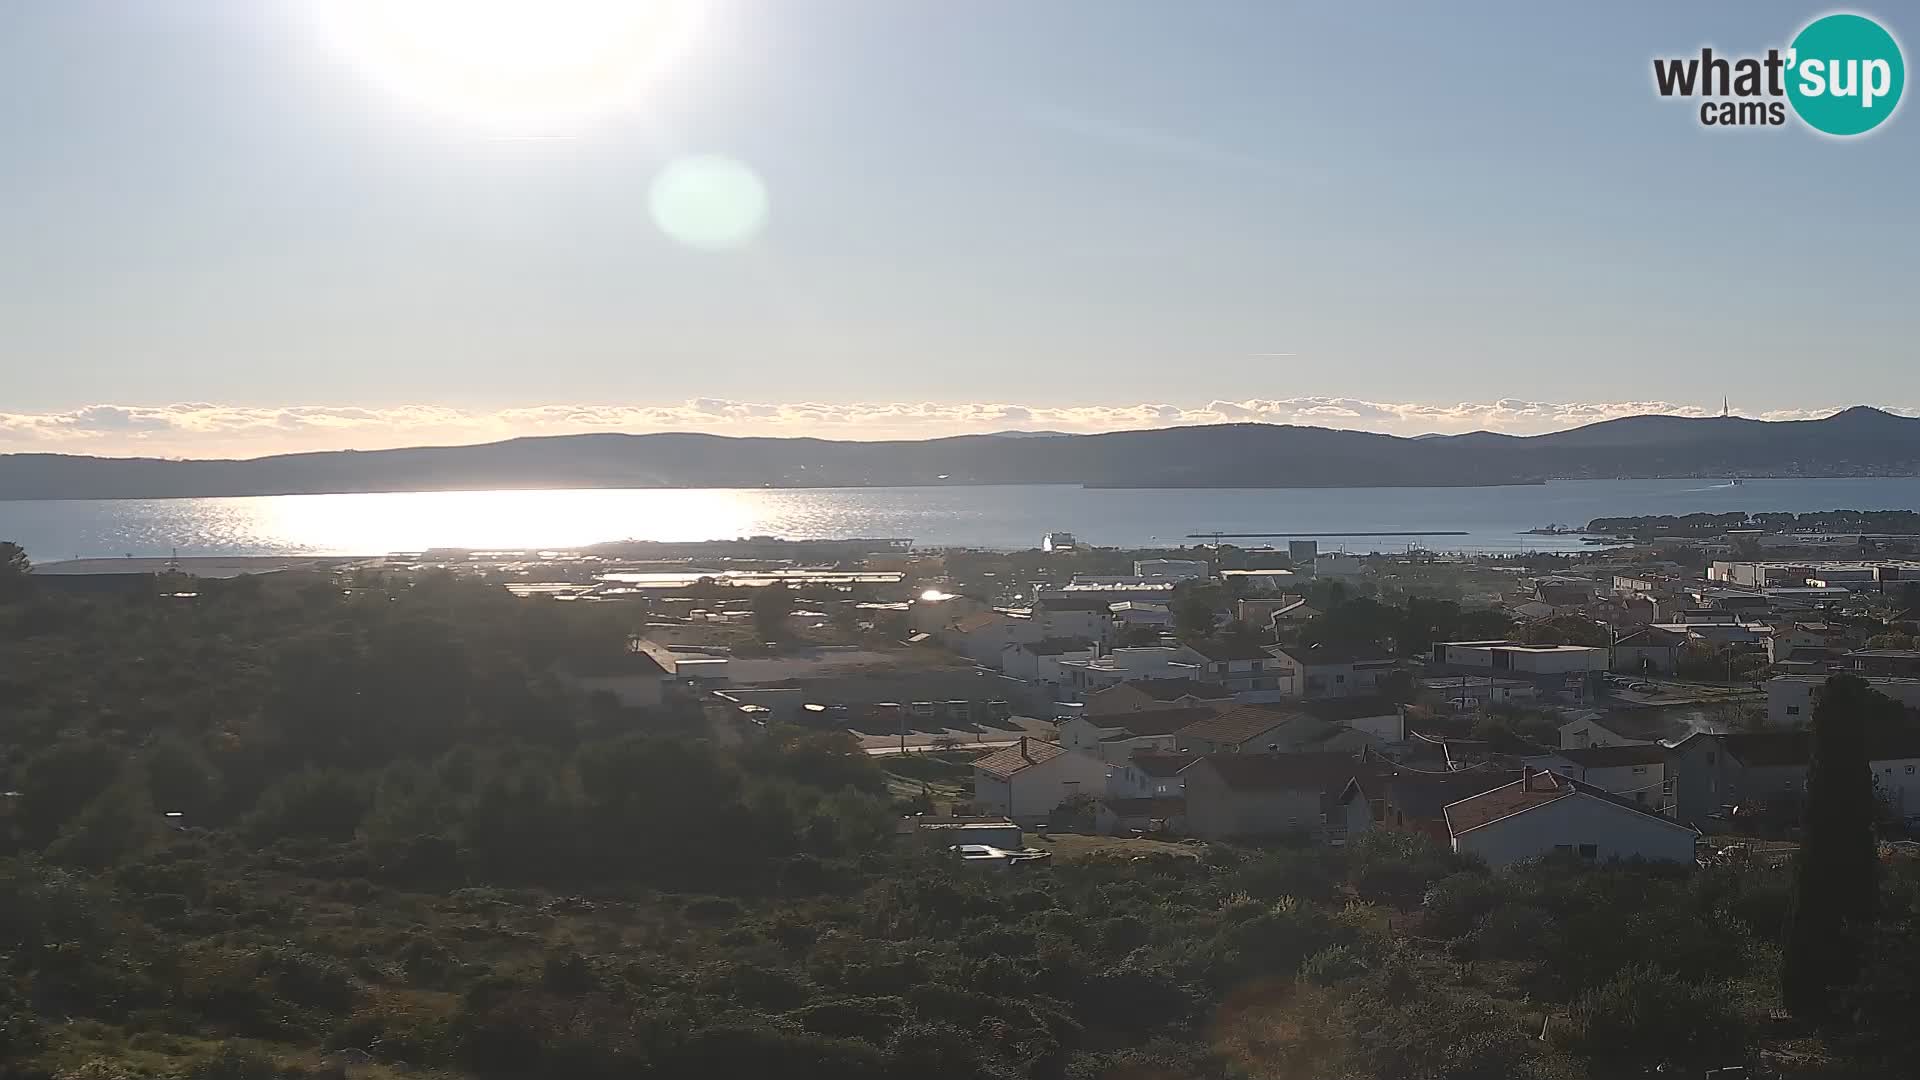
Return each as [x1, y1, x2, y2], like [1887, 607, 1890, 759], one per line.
[310, 0, 704, 130]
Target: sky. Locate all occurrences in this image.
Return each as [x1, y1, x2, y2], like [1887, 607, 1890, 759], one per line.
[1, 1, 1915, 458]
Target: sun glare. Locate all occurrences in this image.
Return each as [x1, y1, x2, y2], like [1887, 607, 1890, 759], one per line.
[310, 0, 704, 130]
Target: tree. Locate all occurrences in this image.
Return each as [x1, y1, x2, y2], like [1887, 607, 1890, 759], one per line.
[1518, 615, 1611, 648]
[1781, 674, 1880, 1017]
[752, 580, 793, 641]
[1172, 586, 1222, 639]
[0, 541, 28, 601]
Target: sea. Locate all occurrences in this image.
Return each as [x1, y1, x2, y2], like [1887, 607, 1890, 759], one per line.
[4, 476, 1920, 560]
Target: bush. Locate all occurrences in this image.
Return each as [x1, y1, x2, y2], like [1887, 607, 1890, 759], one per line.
[243, 771, 370, 844]
[1560, 964, 1750, 1068]
[257, 945, 360, 1013]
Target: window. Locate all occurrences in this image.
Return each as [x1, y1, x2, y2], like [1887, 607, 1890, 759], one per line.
[1335, 674, 1346, 684]
[1577, 844, 1598, 860]
[1632, 766, 1647, 774]
[1786, 705, 1800, 716]
[1908, 765, 1915, 775]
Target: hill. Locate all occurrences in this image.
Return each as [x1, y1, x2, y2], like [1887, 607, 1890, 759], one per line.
[2, 406, 1917, 499]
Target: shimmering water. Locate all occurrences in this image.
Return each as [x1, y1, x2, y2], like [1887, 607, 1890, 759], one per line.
[3, 477, 1919, 559]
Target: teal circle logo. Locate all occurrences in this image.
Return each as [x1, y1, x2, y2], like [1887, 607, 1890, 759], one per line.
[1786, 13, 1905, 135]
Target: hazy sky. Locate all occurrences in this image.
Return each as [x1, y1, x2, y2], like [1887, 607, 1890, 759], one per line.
[2, 1, 1915, 457]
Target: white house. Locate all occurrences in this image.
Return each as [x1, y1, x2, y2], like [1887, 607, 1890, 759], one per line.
[1433, 641, 1609, 675]
[1057, 706, 1218, 762]
[1443, 769, 1699, 868]
[1109, 601, 1173, 630]
[1057, 646, 1206, 695]
[1082, 678, 1233, 716]
[1031, 597, 1113, 646]
[1218, 568, 1298, 594]
[971, 738, 1110, 825]
[1105, 752, 1199, 800]
[1133, 559, 1209, 582]
[1000, 637, 1097, 687]
[1184, 638, 1292, 698]
[1269, 645, 1396, 699]
[1558, 714, 1656, 750]
[1610, 626, 1688, 674]
[1766, 674, 1920, 728]
[1520, 744, 1671, 813]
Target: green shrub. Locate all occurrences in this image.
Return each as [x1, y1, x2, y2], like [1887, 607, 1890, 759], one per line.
[1561, 964, 1751, 1067]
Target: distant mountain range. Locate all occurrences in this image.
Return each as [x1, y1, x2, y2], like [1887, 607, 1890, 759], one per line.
[3, 406, 1918, 500]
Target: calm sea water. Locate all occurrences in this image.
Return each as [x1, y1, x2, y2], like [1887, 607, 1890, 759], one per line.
[3, 477, 1920, 559]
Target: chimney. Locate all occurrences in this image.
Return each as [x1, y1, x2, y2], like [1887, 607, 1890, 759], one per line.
[1019, 736, 1032, 763]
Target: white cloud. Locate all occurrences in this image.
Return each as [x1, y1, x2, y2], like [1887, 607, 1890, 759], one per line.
[0, 398, 1901, 459]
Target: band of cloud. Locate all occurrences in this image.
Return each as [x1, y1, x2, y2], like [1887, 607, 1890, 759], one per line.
[0, 399, 1891, 458]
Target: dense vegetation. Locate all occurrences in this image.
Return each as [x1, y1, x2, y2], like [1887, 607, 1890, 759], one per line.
[3, 556, 1920, 1078]
[1586, 510, 1920, 537]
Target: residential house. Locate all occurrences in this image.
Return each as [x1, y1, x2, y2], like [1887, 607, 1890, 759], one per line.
[1056, 646, 1206, 696]
[1338, 766, 1520, 846]
[1094, 797, 1188, 835]
[1057, 706, 1220, 762]
[1443, 769, 1699, 868]
[1611, 626, 1688, 674]
[1096, 752, 1199, 834]
[1649, 621, 1771, 648]
[1766, 621, 1846, 664]
[1510, 600, 1558, 622]
[942, 610, 1026, 665]
[1521, 744, 1671, 812]
[1133, 558, 1209, 581]
[1117, 752, 1201, 798]
[1184, 752, 1382, 841]
[1173, 704, 1337, 755]
[1421, 675, 1539, 710]
[1433, 641, 1609, 676]
[1000, 637, 1097, 688]
[971, 738, 1110, 825]
[1269, 644, 1397, 699]
[1558, 714, 1657, 750]
[1301, 697, 1407, 742]
[1218, 568, 1299, 594]
[555, 647, 669, 708]
[1031, 597, 1114, 646]
[1667, 731, 1815, 829]
[1083, 678, 1233, 716]
[1670, 725, 1920, 827]
[1766, 674, 1920, 728]
[1236, 597, 1321, 632]
[1844, 649, 1920, 678]
[1535, 577, 1597, 609]
[1109, 601, 1173, 630]
[1184, 638, 1292, 698]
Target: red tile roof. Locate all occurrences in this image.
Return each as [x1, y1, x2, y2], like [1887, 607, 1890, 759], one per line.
[1196, 751, 1381, 792]
[972, 739, 1068, 780]
[1176, 704, 1320, 746]
[953, 612, 1003, 634]
[1444, 769, 1694, 837]
[1443, 770, 1571, 834]
[1128, 678, 1234, 701]
[1094, 705, 1223, 738]
[1556, 744, 1668, 768]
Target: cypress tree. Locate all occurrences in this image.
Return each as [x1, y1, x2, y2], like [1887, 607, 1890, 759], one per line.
[1780, 674, 1880, 1017]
